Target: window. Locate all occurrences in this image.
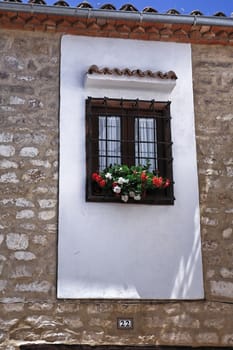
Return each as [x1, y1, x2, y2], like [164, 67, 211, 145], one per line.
[86, 97, 174, 204]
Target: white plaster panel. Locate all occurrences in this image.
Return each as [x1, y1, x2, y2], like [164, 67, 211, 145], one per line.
[58, 35, 204, 299]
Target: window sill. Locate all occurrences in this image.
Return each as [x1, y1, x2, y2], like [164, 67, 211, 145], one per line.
[86, 191, 174, 205]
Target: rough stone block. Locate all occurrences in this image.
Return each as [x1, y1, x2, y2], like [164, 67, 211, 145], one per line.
[30, 159, 51, 168]
[0, 133, 13, 143]
[0, 145, 15, 157]
[11, 265, 33, 278]
[19, 147, 39, 157]
[0, 172, 18, 183]
[15, 198, 34, 207]
[14, 251, 36, 260]
[196, 332, 219, 344]
[15, 281, 51, 292]
[0, 160, 18, 169]
[210, 280, 233, 298]
[222, 227, 233, 238]
[16, 210, 34, 219]
[9, 96, 25, 105]
[38, 210, 56, 220]
[38, 199, 56, 208]
[6, 233, 29, 250]
[220, 267, 233, 278]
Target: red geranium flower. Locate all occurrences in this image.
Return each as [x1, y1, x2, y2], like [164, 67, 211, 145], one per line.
[163, 179, 170, 188]
[99, 179, 106, 188]
[152, 176, 163, 188]
[92, 173, 103, 183]
[92, 172, 99, 181]
[141, 171, 148, 182]
[97, 175, 103, 182]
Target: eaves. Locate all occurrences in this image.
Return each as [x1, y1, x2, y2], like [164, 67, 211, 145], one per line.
[1, 2, 233, 45]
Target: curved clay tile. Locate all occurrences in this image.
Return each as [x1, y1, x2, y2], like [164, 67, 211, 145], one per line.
[190, 10, 203, 16]
[144, 70, 154, 77]
[157, 71, 165, 79]
[88, 65, 112, 75]
[166, 9, 180, 15]
[100, 3, 116, 10]
[122, 68, 133, 76]
[166, 71, 178, 80]
[4, 0, 22, 3]
[28, 0, 46, 4]
[54, 0, 69, 6]
[88, 65, 98, 74]
[142, 7, 158, 13]
[102, 67, 114, 75]
[77, 1, 93, 9]
[214, 11, 227, 17]
[120, 4, 138, 12]
[132, 69, 146, 77]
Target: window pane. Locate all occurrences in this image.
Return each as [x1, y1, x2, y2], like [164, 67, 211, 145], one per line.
[99, 116, 121, 170]
[135, 118, 157, 171]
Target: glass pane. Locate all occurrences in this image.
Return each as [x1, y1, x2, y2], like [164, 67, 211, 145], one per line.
[99, 116, 121, 170]
[135, 117, 157, 171]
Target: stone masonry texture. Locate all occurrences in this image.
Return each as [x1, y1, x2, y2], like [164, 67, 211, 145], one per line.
[0, 29, 233, 349]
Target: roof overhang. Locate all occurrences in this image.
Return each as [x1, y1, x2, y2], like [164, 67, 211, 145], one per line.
[1, 2, 233, 45]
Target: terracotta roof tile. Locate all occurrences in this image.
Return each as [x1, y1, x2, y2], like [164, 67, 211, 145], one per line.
[190, 10, 204, 16]
[54, 0, 69, 6]
[142, 7, 158, 14]
[77, 1, 92, 9]
[4, 0, 22, 2]
[100, 4, 116, 11]
[87, 65, 178, 80]
[166, 9, 181, 15]
[119, 3, 138, 12]
[0, 0, 230, 17]
[0, 1, 233, 45]
[28, 0, 46, 4]
[214, 12, 227, 17]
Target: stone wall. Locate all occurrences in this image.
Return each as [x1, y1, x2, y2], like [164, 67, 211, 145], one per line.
[0, 29, 233, 349]
[0, 29, 60, 348]
[192, 44, 233, 301]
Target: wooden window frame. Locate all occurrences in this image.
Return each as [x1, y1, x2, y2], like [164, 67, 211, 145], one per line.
[86, 97, 174, 205]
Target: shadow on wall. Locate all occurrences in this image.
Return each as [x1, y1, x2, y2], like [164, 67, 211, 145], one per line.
[59, 201, 203, 300]
[170, 206, 202, 299]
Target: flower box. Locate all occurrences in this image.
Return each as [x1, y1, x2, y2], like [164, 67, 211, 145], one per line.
[89, 163, 174, 205]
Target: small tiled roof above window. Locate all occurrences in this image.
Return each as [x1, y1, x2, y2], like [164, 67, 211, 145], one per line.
[85, 65, 177, 95]
[87, 65, 178, 80]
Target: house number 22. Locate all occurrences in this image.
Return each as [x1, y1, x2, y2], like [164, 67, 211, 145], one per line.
[117, 318, 133, 329]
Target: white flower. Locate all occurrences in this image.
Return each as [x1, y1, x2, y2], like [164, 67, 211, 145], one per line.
[105, 172, 112, 180]
[113, 185, 121, 194]
[129, 191, 135, 198]
[117, 177, 129, 185]
[117, 177, 125, 185]
[134, 194, 141, 201]
[121, 195, 129, 202]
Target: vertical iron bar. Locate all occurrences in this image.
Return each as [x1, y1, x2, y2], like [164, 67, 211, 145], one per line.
[104, 97, 108, 169]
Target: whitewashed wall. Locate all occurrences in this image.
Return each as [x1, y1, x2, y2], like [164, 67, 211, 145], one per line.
[58, 35, 204, 299]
